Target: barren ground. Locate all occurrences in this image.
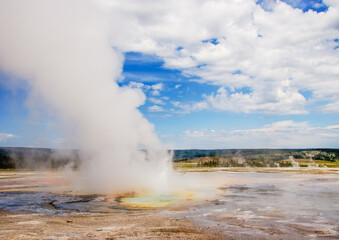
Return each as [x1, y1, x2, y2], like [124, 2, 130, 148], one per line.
[0, 209, 223, 239]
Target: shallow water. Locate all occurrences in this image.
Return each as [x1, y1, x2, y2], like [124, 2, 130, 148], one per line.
[0, 170, 338, 239]
[164, 171, 339, 239]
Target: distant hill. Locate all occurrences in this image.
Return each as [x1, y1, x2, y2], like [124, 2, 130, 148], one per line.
[172, 148, 339, 161]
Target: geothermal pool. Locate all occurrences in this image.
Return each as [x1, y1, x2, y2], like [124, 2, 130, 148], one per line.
[0, 169, 338, 239]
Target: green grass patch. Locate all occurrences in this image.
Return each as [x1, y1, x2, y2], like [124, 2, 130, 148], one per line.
[0, 168, 16, 172]
[173, 162, 198, 168]
[314, 160, 339, 168]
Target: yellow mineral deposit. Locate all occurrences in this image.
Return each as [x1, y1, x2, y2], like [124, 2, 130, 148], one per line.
[119, 190, 195, 209]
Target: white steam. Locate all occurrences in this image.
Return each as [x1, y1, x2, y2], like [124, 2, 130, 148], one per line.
[0, 0, 172, 193]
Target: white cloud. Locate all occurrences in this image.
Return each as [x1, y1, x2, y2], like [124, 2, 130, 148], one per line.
[149, 97, 165, 105]
[320, 101, 339, 113]
[149, 83, 164, 96]
[124, 72, 166, 83]
[107, 0, 339, 114]
[202, 81, 308, 114]
[151, 90, 160, 96]
[0, 133, 15, 142]
[151, 83, 164, 91]
[128, 81, 166, 97]
[170, 100, 209, 114]
[128, 81, 144, 89]
[148, 105, 164, 112]
[182, 121, 339, 148]
[171, 101, 181, 107]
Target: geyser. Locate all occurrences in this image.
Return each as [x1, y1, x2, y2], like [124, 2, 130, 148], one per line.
[0, 0, 172, 193]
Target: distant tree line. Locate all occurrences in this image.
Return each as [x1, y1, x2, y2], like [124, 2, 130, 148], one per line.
[0, 150, 15, 168]
[292, 151, 337, 162]
[0, 147, 80, 170]
[173, 149, 338, 162]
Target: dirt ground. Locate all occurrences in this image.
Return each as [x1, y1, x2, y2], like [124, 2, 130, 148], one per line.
[0, 209, 222, 239]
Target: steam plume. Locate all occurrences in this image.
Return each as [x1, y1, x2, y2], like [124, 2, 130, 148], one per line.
[0, 0, 171, 193]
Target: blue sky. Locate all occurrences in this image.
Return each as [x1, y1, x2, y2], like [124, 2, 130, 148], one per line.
[0, 0, 338, 149]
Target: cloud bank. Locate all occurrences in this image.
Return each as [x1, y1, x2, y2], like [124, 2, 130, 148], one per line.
[183, 121, 339, 149]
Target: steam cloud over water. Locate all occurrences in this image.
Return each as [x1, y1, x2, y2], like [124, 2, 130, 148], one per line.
[0, 0, 172, 193]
